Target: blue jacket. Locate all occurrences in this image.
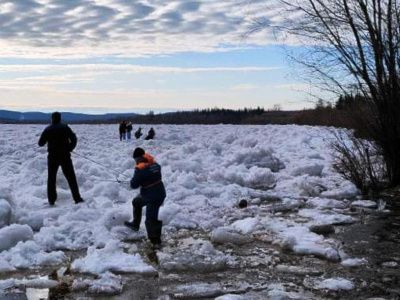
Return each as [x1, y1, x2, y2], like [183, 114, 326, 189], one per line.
[130, 153, 166, 200]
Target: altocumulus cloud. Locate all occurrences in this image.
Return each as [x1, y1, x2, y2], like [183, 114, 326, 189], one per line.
[0, 0, 280, 58]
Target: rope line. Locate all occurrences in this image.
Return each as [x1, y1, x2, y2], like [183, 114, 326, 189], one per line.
[71, 151, 131, 181]
[92, 179, 131, 184]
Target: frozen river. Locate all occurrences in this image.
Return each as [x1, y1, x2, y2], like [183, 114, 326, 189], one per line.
[0, 124, 397, 299]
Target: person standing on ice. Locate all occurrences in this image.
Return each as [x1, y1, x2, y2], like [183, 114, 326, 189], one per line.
[38, 112, 84, 206]
[119, 121, 127, 141]
[125, 147, 166, 248]
[126, 121, 133, 140]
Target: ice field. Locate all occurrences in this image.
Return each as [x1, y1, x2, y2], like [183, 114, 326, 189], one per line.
[0, 124, 388, 298]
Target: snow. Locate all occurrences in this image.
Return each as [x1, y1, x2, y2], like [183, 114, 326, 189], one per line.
[171, 282, 223, 298]
[320, 181, 359, 199]
[316, 277, 354, 291]
[275, 264, 322, 276]
[211, 165, 276, 189]
[306, 198, 347, 209]
[265, 218, 341, 261]
[0, 224, 33, 252]
[215, 284, 317, 300]
[231, 217, 260, 234]
[215, 295, 245, 300]
[72, 272, 123, 295]
[341, 258, 368, 267]
[0, 276, 58, 291]
[158, 239, 232, 272]
[298, 209, 356, 226]
[0, 259, 15, 273]
[0, 240, 66, 269]
[71, 240, 156, 275]
[351, 200, 377, 208]
[211, 227, 252, 245]
[0, 124, 364, 292]
[291, 163, 324, 177]
[382, 261, 398, 268]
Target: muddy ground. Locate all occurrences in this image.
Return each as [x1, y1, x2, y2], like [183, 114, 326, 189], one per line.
[2, 200, 400, 300]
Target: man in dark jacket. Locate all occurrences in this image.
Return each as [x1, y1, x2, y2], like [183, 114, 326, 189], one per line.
[38, 112, 84, 206]
[125, 147, 166, 248]
[126, 122, 133, 140]
[119, 121, 127, 141]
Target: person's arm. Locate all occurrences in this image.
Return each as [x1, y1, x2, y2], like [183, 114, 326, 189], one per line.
[130, 169, 142, 189]
[38, 128, 48, 147]
[67, 126, 77, 152]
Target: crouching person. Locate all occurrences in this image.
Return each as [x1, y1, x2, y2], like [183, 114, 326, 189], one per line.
[125, 147, 166, 248]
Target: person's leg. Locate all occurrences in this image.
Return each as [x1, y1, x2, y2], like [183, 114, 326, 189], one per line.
[47, 157, 59, 205]
[125, 196, 147, 230]
[145, 198, 163, 244]
[60, 156, 83, 203]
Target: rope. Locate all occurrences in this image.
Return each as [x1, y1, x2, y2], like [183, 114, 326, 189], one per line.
[71, 151, 131, 180]
[92, 179, 131, 184]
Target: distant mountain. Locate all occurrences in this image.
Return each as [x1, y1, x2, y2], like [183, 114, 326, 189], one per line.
[0, 110, 138, 123]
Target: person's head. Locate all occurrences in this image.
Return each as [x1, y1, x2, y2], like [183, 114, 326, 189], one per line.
[133, 147, 145, 162]
[51, 112, 61, 124]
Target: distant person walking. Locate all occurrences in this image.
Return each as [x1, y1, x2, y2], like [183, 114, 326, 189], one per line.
[38, 112, 84, 206]
[126, 122, 133, 140]
[119, 121, 127, 141]
[125, 147, 166, 248]
[134, 127, 143, 139]
[145, 127, 155, 140]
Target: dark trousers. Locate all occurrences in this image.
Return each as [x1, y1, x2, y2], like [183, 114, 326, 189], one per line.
[48, 156, 82, 204]
[132, 196, 163, 243]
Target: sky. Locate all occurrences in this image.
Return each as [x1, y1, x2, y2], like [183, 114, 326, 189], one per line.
[0, 0, 313, 113]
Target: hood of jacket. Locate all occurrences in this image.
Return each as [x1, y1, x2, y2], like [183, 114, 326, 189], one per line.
[135, 153, 155, 170]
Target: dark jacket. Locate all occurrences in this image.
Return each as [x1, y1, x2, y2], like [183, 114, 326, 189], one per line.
[126, 123, 133, 132]
[130, 153, 166, 200]
[134, 128, 142, 139]
[145, 128, 155, 140]
[119, 123, 126, 133]
[38, 123, 77, 158]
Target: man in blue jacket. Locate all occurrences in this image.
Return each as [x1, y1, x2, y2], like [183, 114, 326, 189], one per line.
[125, 147, 166, 248]
[38, 112, 84, 206]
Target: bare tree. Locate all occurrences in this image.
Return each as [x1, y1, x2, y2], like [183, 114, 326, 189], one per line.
[253, 0, 400, 186]
[331, 130, 386, 193]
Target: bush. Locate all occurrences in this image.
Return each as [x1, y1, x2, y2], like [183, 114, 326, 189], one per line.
[331, 130, 387, 195]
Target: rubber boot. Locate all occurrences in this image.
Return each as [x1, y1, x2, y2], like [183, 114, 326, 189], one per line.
[145, 220, 162, 246]
[132, 197, 143, 228]
[124, 221, 139, 231]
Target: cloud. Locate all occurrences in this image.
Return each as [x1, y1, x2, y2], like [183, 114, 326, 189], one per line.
[231, 83, 258, 91]
[0, 64, 281, 74]
[0, 0, 281, 58]
[0, 63, 281, 97]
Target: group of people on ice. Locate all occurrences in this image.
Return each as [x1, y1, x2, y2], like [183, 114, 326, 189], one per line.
[119, 121, 155, 141]
[38, 113, 165, 249]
